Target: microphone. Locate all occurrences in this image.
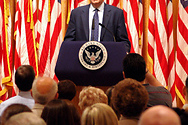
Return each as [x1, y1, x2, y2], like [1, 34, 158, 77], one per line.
[99, 23, 116, 42]
[92, 18, 95, 30]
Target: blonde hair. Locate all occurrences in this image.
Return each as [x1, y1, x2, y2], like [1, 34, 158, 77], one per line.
[81, 103, 118, 125]
[78, 86, 108, 110]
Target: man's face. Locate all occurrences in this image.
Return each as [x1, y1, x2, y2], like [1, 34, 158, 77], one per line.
[90, 0, 104, 8]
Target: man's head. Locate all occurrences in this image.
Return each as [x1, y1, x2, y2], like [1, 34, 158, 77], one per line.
[138, 105, 181, 125]
[32, 77, 58, 105]
[123, 53, 146, 82]
[112, 78, 148, 118]
[90, 0, 104, 8]
[5, 112, 46, 125]
[183, 76, 188, 101]
[15, 65, 35, 91]
[58, 80, 76, 101]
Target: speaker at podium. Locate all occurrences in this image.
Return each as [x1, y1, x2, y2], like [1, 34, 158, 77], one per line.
[55, 41, 127, 86]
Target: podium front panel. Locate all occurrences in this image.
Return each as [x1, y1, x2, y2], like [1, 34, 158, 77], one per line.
[55, 41, 127, 86]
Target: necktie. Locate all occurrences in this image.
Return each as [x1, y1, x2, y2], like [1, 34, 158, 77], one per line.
[91, 8, 99, 41]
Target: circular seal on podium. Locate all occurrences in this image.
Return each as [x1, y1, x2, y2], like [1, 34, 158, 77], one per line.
[78, 41, 108, 70]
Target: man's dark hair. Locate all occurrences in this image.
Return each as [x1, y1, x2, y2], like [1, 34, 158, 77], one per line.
[58, 80, 76, 101]
[123, 53, 146, 82]
[186, 76, 188, 93]
[15, 65, 35, 91]
[186, 76, 188, 87]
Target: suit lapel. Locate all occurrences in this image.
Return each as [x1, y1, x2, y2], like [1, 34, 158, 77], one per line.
[101, 4, 111, 41]
[81, 5, 90, 41]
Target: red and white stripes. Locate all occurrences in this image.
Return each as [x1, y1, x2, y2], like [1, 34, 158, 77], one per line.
[14, 0, 38, 78]
[175, 0, 188, 104]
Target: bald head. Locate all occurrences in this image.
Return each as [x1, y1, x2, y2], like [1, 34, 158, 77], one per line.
[32, 77, 58, 105]
[139, 105, 181, 125]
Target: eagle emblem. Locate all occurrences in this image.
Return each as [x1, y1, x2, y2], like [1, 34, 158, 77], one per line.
[78, 41, 107, 70]
[85, 50, 101, 64]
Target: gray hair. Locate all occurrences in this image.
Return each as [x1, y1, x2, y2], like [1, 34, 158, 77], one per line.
[5, 112, 46, 125]
[32, 77, 58, 105]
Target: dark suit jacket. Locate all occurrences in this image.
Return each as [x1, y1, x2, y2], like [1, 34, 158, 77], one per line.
[64, 3, 131, 52]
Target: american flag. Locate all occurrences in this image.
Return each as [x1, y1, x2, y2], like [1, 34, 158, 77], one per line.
[122, 0, 141, 54]
[167, 0, 176, 106]
[37, 0, 62, 81]
[14, 0, 38, 79]
[37, 0, 51, 77]
[139, 0, 143, 55]
[49, 0, 62, 80]
[175, 0, 188, 104]
[105, 0, 120, 7]
[148, 0, 168, 88]
[0, 0, 13, 102]
[147, 0, 155, 73]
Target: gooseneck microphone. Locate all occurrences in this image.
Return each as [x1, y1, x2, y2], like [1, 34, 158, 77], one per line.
[99, 23, 116, 42]
[91, 18, 95, 41]
[92, 18, 95, 30]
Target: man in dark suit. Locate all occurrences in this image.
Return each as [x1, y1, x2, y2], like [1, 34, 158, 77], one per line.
[64, 0, 131, 52]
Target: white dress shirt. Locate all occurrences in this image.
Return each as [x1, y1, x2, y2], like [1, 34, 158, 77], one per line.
[0, 91, 34, 116]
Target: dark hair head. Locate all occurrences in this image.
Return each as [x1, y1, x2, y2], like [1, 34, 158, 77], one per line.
[58, 80, 76, 100]
[186, 76, 188, 87]
[64, 99, 81, 125]
[15, 65, 35, 91]
[112, 78, 148, 118]
[186, 76, 188, 94]
[105, 86, 120, 119]
[123, 53, 146, 82]
[41, 99, 74, 125]
[1, 104, 32, 125]
[105, 86, 114, 105]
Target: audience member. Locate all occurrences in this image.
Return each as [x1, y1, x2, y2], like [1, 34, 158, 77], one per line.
[1, 104, 32, 125]
[112, 78, 148, 125]
[105, 86, 120, 119]
[78, 86, 108, 111]
[105, 86, 114, 105]
[41, 99, 74, 125]
[138, 105, 181, 125]
[5, 112, 46, 125]
[64, 99, 81, 125]
[123, 53, 172, 108]
[0, 65, 35, 117]
[58, 80, 76, 101]
[172, 76, 188, 125]
[32, 77, 58, 116]
[81, 103, 118, 125]
[183, 76, 188, 109]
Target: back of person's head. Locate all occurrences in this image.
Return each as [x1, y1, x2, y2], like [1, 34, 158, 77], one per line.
[123, 53, 146, 82]
[183, 76, 188, 102]
[185, 76, 188, 93]
[1, 104, 32, 125]
[138, 105, 181, 125]
[112, 78, 148, 118]
[105, 86, 120, 119]
[5, 112, 46, 125]
[78, 86, 108, 110]
[32, 77, 58, 105]
[41, 99, 74, 125]
[64, 99, 81, 125]
[81, 103, 118, 125]
[105, 86, 114, 105]
[15, 65, 35, 91]
[58, 80, 76, 100]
